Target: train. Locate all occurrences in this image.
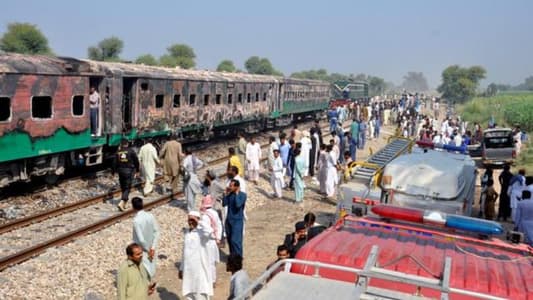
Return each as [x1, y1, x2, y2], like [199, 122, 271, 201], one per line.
[0, 53, 331, 187]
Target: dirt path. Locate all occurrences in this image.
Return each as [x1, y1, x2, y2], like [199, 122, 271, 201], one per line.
[152, 127, 395, 300]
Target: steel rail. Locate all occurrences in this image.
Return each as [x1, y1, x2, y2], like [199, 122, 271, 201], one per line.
[0, 191, 177, 271]
[0, 122, 333, 270]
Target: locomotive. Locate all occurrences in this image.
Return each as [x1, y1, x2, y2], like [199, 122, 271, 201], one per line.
[0, 53, 331, 187]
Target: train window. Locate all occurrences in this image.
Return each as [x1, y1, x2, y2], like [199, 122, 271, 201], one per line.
[216, 94, 221, 105]
[141, 83, 149, 91]
[31, 96, 52, 119]
[255, 93, 259, 102]
[204, 95, 210, 106]
[263, 93, 267, 101]
[0, 97, 10, 121]
[173, 94, 181, 108]
[189, 94, 196, 106]
[238, 93, 242, 103]
[247, 93, 251, 103]
[228, 94, 233, 104]
[155, 94, 164, 108]
[72, 95, 84, 116]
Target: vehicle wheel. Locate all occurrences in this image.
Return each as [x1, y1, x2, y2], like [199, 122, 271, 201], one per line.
[44, 174, 59, 185]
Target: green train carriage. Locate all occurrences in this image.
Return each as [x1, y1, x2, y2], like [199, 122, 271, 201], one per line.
[0, 53, 330, 187]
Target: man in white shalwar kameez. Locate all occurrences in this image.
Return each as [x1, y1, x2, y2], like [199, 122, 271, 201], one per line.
[509, 169, 526, 222]
[270, 149, 284, 199]
[138, 138, 160, 196]
[267, 136, 278, 170]
[317, 144, 328, 194]
[300, 131, 312, 177]
[183, 150, 205, 212]
[245, 137, 262, 184]
[180, 211, 213, 300]
[325, 145, 339, 197]
[132, 197, 160, 280]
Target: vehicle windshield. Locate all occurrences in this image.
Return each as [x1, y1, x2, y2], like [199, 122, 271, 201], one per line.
[484, 132, 514, 148]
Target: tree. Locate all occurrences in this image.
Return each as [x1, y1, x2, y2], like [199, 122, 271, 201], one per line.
[216, 59, 236, 72]
[368, 76, 386, 96]
[437, 65, 486, 102]
[522, 76, 533, 91]
[486, 83, 498, 97]
[0, 22, 52, 55]
[158, 54, 177, 67]
[160, 44, 196, 69]
[401, 71, 429, 91]
[291, 69, 329, 81]
[244, 56, 282, 76]
[135, 54, 158, 66]
[87, 36, 124, 61]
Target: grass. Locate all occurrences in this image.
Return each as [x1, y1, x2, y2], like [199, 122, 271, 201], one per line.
[458, 92, 533, 173]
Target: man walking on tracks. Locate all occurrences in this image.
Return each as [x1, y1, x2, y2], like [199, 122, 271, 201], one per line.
[183, 149, 205, 212]
[132, 197, 160, 280]
[114, 139, 140, 211]
[159, 135, 183, 198]
[138, 138, 160, 196]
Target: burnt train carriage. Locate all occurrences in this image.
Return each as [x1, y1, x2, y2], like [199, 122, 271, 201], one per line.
[0, 53, 330, 187]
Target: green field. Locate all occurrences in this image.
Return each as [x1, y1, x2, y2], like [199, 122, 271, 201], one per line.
[458, 92, 533, 173]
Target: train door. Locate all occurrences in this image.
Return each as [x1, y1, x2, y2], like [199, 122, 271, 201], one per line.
[89, 77, 103, 136]
[277, 83, 283, 112]
[122, 78, 136, 132]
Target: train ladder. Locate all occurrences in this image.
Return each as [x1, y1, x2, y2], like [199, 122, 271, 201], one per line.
[349, 137, 413, 186]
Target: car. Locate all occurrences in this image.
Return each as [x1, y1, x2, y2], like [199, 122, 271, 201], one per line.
[481, 128, 516, 166]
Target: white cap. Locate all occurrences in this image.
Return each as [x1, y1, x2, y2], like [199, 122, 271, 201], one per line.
[188, 211, 201, 219]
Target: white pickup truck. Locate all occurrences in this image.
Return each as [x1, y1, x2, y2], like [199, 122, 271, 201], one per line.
[482, 128, 516, 166]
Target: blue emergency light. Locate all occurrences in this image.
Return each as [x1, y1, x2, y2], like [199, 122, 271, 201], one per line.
[371, 205, 504, 236]
[415, 141, 468, 154]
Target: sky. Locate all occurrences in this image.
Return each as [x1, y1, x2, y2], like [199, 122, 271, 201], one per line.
[1, 0, 532, 88]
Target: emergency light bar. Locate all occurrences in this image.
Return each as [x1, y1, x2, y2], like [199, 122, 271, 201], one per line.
[416, 140, 467, 154]
[371, 205, 503, 235]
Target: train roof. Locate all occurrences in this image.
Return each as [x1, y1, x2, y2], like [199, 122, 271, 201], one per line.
[0, 53, 93, 74]
[294, 216, 533, 299]
[81, 59, 281, 82]
[0, 53, 328, 85]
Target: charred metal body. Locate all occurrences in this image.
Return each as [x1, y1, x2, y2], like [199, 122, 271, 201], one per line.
[0, 53, 330, 187]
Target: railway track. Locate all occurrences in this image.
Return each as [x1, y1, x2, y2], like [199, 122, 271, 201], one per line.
[0, 122, 333, 271]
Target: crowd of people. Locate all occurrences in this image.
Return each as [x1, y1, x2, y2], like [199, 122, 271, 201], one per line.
[112, 116, 352, 299]
[112, 92, 533, 299]
[479, 166, 533, 244]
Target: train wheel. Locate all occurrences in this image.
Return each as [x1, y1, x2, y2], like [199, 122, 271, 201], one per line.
[44, 173, 59, 185]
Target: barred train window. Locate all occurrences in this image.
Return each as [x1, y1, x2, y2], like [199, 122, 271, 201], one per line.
[32, 96, 52, 119]
[0, 97, 11, 121]
[173, 94, 181, 108]
[72, 95, 84, 116]
[155, 95, 164, 108]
